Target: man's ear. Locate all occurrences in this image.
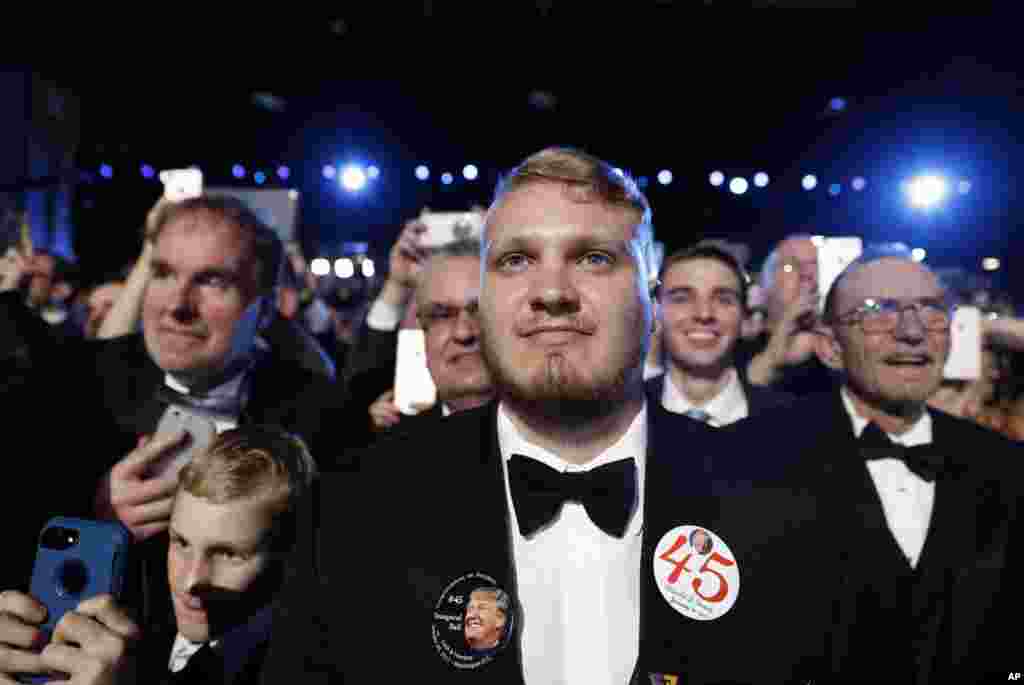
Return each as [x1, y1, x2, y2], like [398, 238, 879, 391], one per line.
[814, 325, 845, 372]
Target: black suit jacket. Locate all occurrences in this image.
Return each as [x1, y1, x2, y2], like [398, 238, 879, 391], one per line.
[734, 391, 1022, 684]
[340, 321, 399, 448]
[0, 292, 351, 607]
[260, 401, 846, 684]
[645, 370, 794, 421]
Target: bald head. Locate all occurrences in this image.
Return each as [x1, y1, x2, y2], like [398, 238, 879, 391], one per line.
[819, 256, 951, 420]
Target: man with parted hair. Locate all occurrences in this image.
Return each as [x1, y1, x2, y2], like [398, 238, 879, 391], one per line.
[0, 425, 317, 685]
[262, 147, 846, 684]
[0, 194, 348, 638]
[651, 241, 792, 425]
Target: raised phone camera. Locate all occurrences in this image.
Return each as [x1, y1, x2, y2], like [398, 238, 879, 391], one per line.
[39, 527, 89, 598]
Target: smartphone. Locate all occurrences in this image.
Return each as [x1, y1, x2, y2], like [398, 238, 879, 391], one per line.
[148, 406, 218, 479]
[647, 241, 666, 283]
[21, 518, 132, 683]
[394, 328, 437, 415]
[160, 168, 203, 203]
[943, 305, 982, 380]
[817, 237, 863, 311]
[418, 211, 484, 249]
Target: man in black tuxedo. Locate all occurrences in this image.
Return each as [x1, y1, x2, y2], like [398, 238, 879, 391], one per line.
[367, 238, 494, 433]
[650, 242, 792, 425]
[259, 147, 845, 684]
[0, 195, 347, 606]
[0, 425, 316, 685]
[738, 248, 1021, 683]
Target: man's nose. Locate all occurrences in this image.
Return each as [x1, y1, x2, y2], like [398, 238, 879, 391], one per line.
[894, 306, 927, 343]
[183, 555, 212, 593]
[452, 307, 480, 344]
[529, 266, 580, 317]
[692, 298, 715, 322]
[169, 283, 198, 321]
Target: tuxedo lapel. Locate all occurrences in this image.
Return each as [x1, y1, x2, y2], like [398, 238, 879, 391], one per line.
[921, 411, 1010, 673]
[99, 336, 167, 438]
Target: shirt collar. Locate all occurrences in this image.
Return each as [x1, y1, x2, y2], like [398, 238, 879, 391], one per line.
[163, 338, 268, 408]
[168, 634, 219, 672]
[840, 387, 932, 446]
[661, 368, 748, 426]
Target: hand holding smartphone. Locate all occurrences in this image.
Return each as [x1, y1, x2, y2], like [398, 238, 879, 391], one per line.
[147, 406, 218, 479]
[18, 517, 132, 683]
[394, 329, 437, 415]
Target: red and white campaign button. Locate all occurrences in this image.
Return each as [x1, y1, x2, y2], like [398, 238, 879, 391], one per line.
[652, 525, 740, 621]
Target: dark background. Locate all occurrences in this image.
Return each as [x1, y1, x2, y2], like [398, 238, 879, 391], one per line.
[8, 7, 1022, 300]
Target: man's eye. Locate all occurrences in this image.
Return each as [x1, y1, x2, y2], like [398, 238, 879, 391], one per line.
[201, 275, 230, 288]
[579, 252, 613, 268]
[497, 253, 529, 271]
[215, 550, 247, 562]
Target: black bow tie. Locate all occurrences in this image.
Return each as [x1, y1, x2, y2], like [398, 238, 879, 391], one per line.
[858, 422, 944, 482]
[508, 454, 637, 538]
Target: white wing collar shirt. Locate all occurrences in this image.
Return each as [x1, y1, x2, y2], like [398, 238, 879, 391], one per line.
[497, 402, 647, 685]
[841, 388, 935, 568]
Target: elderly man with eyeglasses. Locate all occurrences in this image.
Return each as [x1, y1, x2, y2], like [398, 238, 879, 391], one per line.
[727, 246, 1022, 684]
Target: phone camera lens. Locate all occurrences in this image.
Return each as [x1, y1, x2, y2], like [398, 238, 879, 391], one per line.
[56, 559, 89, 598]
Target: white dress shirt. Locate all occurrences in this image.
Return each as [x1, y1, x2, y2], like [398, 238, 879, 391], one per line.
[164, 372, 244, 433]
[366, 298, 403, 331]
[497, 403, 646, 685]
[840, 389, 935, 568]
[167, 634, 219, 673]
[661, 368, 749, 427]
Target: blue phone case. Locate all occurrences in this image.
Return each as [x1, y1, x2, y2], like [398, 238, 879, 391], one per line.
[21, 517, 132, 684]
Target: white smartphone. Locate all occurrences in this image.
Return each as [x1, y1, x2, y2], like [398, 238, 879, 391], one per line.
[393, 329, 437, 415]
[147, 406, 218, 479]
[943, 305, 982, 380]
[160, 168, 203, 203]
[418, 211, 484, 249]
[647, 241, 665, 282]
[817, 237, 863, 311]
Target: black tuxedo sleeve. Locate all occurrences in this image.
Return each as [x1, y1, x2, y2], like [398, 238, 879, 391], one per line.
[259, 473, 353, 684]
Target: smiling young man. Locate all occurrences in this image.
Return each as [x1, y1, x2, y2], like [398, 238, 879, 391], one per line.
[261, 148, 848, 685]
[652, 242, 792, 425]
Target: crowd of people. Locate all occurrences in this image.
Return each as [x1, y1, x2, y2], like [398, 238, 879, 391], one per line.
[0, 145, 1022, 684]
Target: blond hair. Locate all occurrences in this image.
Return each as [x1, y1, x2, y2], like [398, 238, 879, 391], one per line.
[179, 426, 317, 544]
[493, 147, 654, 247]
